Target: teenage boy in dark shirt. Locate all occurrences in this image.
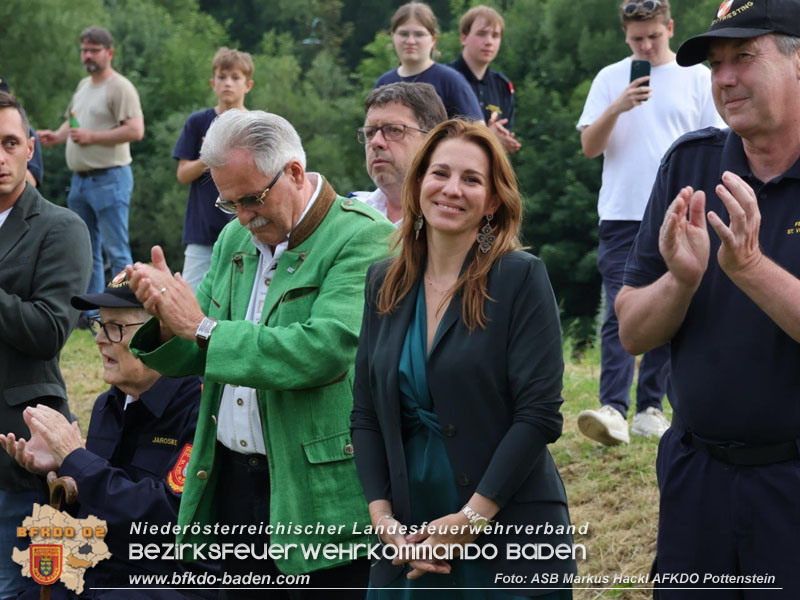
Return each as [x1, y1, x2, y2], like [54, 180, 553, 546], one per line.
[173, 47, 254, 291]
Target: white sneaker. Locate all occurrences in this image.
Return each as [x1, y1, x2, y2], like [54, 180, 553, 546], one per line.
[577, 405, 630, 445]
[631, 407, 671, 439]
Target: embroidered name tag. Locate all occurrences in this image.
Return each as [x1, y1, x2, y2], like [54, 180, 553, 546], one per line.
[152, 436, 177, 446]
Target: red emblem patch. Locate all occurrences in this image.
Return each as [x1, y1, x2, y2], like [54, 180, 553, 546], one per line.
[30, 544, 62, 585]
[717, 0, 734, 18]
[508, 80, 515, 95]
[167, 443, 192, 493]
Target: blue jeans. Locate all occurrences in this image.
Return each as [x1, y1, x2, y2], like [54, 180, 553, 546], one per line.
[0, 489, 45, 599]
[67, 165, 134, 295]
[597, 220, 670, 417]
[182, 244, 213, 293]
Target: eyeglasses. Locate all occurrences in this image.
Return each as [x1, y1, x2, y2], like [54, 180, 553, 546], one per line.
[394, 31, 432, 41]
[622, 0, 663, 16]
[89, 318, 146, 343]
[215, 164, 286, 215]
[356, 124, 429, 144]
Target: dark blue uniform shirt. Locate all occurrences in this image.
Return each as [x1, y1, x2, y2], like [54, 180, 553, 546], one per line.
[173, 108, 232, 246]
[624, 127, 800, 445]
[449, 54, 516, 130]
[57, 376, 210, 596]
[375, 63, 483, 121]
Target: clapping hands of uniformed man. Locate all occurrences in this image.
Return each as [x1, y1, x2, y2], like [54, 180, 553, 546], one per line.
[126, 246, 206, 343]
[0, 405, 84, 474]
[707, 172, 764, 276]
[659, 171, 764, 286]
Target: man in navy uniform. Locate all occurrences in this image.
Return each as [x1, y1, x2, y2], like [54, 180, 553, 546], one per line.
[615, 0, 800, 594]
[450, 5, 520, 153]
[1, 272, 211, 598]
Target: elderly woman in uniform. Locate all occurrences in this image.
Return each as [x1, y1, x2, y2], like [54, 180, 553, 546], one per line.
[352, 119, 576, 598]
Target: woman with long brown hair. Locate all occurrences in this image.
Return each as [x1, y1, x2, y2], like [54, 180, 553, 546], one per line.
[375, 2, 483, 121]
[352, 119, 575, 598]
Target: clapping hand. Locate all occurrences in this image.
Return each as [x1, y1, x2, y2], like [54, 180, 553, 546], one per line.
[659, 186, 710, 290]
[0, 405, 83, 474]
[707, 171, 764, 276]
[127, 246, 205, 341]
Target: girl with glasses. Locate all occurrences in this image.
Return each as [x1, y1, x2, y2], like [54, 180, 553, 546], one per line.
[375, 2, 484, 123]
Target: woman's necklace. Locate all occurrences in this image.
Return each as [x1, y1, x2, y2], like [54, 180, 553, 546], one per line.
[424, 275, 452, 295]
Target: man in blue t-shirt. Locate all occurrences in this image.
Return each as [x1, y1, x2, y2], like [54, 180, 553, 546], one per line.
[173, 47, 253, 291]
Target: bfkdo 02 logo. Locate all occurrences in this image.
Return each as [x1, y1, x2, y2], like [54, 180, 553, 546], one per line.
[30, 545, 63, 585]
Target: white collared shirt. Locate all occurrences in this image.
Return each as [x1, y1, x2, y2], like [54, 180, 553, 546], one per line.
[0, 206, 13, 231]
[350, 189, 402, 226]
[215, 174, 322, 454]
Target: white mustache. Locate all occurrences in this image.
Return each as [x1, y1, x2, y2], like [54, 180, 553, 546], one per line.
[246, 216, 270, 231]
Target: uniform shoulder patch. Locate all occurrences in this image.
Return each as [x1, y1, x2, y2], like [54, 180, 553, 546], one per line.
[496, 70, 514, 94]
[338, 196, 384, 221]
[661, 126, 726, 166]
[167, 443, 192, 494]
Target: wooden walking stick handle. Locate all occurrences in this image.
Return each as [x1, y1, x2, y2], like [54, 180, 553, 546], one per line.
[40, 473, 79, 600]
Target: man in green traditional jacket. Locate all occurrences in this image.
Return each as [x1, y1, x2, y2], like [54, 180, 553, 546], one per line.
[127, 110, 394, 599]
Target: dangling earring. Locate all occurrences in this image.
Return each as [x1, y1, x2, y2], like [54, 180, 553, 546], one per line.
[414, 214, 424, 240]
[477, 213, 495, 254]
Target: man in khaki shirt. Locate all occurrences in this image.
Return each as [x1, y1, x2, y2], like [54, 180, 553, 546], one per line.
[38, 26, 144, 309]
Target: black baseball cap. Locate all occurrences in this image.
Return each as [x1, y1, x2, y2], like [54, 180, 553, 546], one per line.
[677, 0, 800, 66]
[71, 270, 142, 310]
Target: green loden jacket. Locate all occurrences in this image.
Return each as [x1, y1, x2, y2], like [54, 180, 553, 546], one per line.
[130, 179, 394, 574]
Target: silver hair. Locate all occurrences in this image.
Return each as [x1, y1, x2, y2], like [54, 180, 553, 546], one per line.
[772, 33, 800, 56]
[200, 109, 306, 177]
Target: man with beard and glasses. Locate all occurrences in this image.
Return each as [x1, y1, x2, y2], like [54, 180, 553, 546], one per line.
[37, 26, 144, 323]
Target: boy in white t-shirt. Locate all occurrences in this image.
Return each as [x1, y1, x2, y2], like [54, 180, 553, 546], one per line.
[576, 0, 724, 446]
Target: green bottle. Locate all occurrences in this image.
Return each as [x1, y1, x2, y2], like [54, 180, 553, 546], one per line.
[69, 111, 79, 128]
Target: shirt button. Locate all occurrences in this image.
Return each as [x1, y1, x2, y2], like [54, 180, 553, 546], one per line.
[237, 398, 244, 406]
[443, 424, 456, 437]
[456, 474, 470, 487]
[197, 470, 208, 480]
[344, 443, 354, 455]
[248, 457, 260, 467]
[211, 415, 217, 424]
[240, 440, 248, 448]
[343, 199, 354, 206]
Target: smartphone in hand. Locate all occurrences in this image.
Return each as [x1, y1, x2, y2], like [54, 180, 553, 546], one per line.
[630, 59, 651, 86]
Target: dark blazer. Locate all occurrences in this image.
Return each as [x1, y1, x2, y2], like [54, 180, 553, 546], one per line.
[351, 250, 577, 592]
[0, 184, 91, 492]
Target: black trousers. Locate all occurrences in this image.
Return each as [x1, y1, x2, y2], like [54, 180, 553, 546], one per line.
[653, 428, 800, 599]
[216, 444, 368, 600]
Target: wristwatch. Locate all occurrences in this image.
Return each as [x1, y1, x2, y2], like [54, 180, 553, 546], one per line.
[462, 504, 491, 532]
[195, 317, 218, 349]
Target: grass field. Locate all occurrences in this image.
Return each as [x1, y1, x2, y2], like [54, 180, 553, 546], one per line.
[61, 331, 665, 599]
